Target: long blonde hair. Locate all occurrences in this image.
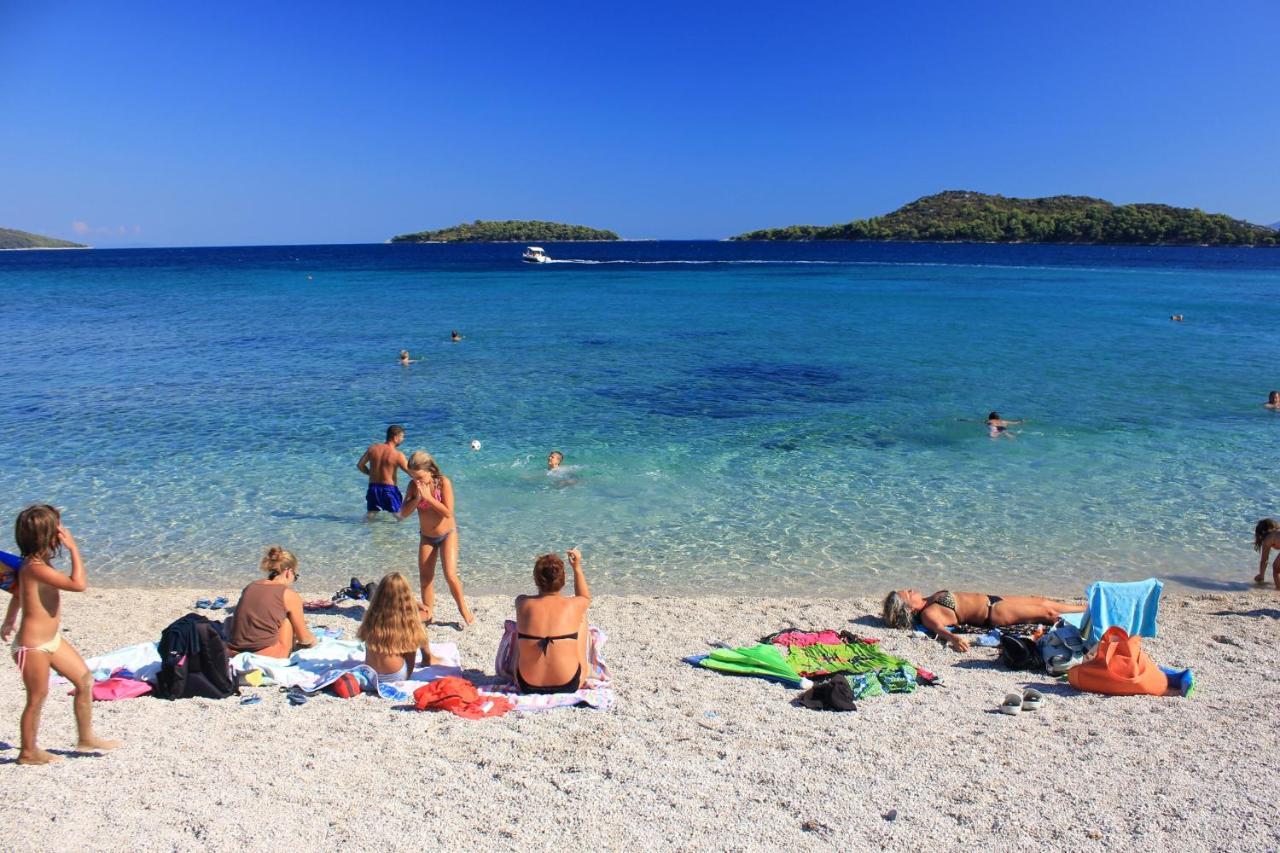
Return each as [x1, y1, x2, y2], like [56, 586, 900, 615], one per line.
[408, 450, 443, 492]
[358, 573, 427, 654]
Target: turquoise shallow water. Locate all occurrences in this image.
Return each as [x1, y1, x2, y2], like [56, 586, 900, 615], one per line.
[1, 242, 1277, 596]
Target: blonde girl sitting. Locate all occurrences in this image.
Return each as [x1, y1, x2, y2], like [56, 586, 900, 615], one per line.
[357, 573, 436, 681]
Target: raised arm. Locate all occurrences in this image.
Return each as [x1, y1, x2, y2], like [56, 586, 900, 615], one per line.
[567, 548, 590, 602]
[23, 527, 90, 593]
[414, 476, 454, 520]
[396, 479, 420, 521]
[283, 589, 316, 648]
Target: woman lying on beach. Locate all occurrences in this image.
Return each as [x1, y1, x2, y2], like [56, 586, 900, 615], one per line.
[514, 549, 590, 694]
[882, 588, 1084, 652]
[398, 450, 474, 625]
[357, 573, 436, 680]
[226, 546, 316, 658]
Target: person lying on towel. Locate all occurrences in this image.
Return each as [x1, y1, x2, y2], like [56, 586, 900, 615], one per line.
[514, 549, 590, 694]
[881, 588, 1084, 652]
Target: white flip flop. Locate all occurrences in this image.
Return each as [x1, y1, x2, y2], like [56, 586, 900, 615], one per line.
[999, 693, 1023, 715]
[1022, 688, 1045, 710]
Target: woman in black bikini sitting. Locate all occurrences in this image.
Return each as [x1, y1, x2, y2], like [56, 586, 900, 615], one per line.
[514, 548, 590, 694]
[881, 588, 1083, 652]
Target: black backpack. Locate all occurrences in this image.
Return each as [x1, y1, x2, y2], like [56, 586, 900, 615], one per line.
[154, 613, 238, 700]
[998, 634, 1043, 671]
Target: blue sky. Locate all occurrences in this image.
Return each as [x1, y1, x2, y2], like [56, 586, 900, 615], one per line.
[2, 2, 1277, 245]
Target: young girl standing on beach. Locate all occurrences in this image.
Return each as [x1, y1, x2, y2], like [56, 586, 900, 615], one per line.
[398, 451, 474, 625]
[1255, 519, 1280, 588]
[1, 505, 119, 764]
[357, 573, 436, 681]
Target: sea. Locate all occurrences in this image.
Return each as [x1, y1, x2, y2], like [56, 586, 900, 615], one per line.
[1, 241, 1277, 597]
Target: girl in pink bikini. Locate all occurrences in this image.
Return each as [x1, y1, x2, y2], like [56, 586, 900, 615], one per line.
[398, 451, 474, 625]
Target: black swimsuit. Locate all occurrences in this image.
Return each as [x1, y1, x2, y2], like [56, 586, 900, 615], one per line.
[517, 631, 581, 694]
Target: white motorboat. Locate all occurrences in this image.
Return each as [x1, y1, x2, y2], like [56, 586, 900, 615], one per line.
[522, 246, 550, 263]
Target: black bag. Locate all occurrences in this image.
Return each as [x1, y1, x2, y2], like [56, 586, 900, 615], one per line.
[154, 613, 238, 700]
[998, 634, 1043, 671]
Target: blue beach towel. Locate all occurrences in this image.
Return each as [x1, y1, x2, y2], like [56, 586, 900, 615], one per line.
[1081, 578, 1163, 646]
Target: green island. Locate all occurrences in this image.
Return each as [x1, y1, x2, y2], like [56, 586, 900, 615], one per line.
[732, 191, 1278, 246]
[390, 220, 619, 243]
[0, 227, 89, 250]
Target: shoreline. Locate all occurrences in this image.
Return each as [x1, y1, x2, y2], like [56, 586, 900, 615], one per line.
[3, 587, 1277, 850]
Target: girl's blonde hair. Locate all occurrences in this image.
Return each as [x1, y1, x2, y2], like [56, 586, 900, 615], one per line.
[882, 591, 914, 630]
[358, 573, 427, 654]
[408, 450, 442, 484]
[1255, 518, 1279, 552]
[260, 545, 297, 579]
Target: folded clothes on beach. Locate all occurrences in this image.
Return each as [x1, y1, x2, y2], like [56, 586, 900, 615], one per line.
[490, 619, 615, 711]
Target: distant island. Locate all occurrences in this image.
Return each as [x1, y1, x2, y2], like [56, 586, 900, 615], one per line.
[0, 227, 88, 250]
[390, 220, 619, 243]
[732, 191, 1278, 247]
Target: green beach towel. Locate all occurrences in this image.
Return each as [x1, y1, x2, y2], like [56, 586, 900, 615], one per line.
[785, 642, 917, 678]
[698, 643, 804, 686]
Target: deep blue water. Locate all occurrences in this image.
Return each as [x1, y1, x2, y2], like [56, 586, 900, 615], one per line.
[1, 241, 1277, 595]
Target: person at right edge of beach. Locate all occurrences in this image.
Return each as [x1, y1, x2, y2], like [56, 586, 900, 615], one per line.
[358, 425, 411, 519]
[1, 505, 120, 765]
[1254, 519, 1280, 588]
[1264, 391, 1280, 410]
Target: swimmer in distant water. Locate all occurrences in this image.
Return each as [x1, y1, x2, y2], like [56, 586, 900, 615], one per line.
[986, 411, 1022, 439]
[399, 350, 419, 366]
[451, 330, 463, 342]
[1265, 391, 1280, 410]
[1170, 314, 1184, 322]
[547, 451, 563, 471]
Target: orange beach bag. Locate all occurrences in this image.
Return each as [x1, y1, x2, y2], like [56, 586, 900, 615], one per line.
[1068, 626, 1168, 696]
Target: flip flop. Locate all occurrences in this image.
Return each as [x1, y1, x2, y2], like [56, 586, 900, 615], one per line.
[239, 695, 261, 706]
[1021, 688, 1044, 710]
[284, 686, 309, 706]
[210, 596, 229, 609]
[999, 693, 1023, 715]
[194, 598, 213, 609]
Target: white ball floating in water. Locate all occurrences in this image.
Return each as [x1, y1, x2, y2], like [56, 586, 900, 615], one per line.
[470, 439, 481, 450]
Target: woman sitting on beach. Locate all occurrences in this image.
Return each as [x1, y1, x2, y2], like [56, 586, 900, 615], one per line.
[397, 450, 474, 625]
[357, 573, 435, 680]
[882, 588, 1083, 652]
[226, 546, 316, 658]
[514, 549, 590, 694]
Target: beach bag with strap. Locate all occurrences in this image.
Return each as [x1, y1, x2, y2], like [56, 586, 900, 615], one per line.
[1038, 619, 1086, 676]
[1068, 626, 1167, 696]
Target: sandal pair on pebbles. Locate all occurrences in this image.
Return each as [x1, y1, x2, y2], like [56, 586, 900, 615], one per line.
[999, 688, 1044, 715]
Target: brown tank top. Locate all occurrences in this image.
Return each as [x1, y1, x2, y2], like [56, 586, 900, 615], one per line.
[229, 582, 288, 652]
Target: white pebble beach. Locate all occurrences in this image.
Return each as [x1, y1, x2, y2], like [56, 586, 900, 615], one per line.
[3, 588, 1278, 851]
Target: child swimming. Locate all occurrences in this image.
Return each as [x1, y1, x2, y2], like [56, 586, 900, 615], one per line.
[357, 573, 436, 680]
[2, 505, 120, 764]
[1254, 519, 1280, 588]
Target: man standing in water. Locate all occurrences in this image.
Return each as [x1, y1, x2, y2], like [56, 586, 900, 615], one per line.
[358, 425, 411, 518]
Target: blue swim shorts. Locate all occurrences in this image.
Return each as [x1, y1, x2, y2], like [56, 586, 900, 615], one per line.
[365, 484, 403, 513]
